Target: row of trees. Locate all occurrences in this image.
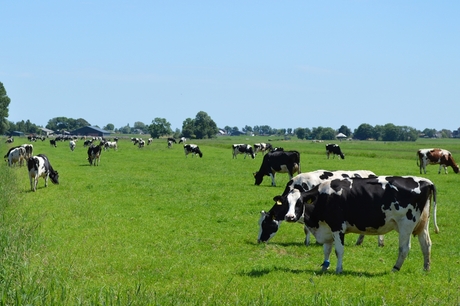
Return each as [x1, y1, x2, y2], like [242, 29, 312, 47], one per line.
[1, 82, 459, 141]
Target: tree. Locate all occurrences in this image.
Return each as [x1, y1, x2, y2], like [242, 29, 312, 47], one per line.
[0, 82, 11, 135]
[46, 117, 90, 132]
[148, 118, 172, 138]
[311, 126, 336, 140]
[354, 123, 374, 140]
[295, 127, 306, 140]
[194, 111, 218, 139]
[181, 118, 195, 139]
[104, 123, 115, 131]
[337, 125, 351, 137]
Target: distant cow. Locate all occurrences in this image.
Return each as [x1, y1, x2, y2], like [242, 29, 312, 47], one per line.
[69, 140, 76, 151]
[50, 139, 57, 147]
[286, 176, 438, 273]
[104, 141, 118, 151]
[417, 148, 459, 174]
[148, 138, 153, 145]
[258, 170, 381, 247]
[87, 144, 102, 166]
[184, 144, 203, 158]
[179, 137, 186, 144]
[232, 144, 255, 159]
[27, 154, 59, 192]
[254, 150, 300, 186]
[254, 143, 273, 155]
[6, 137, 14, 143]
[167, 137, 177, 148]
[7, 147, 26, 167]
[326, 143, 344, 159]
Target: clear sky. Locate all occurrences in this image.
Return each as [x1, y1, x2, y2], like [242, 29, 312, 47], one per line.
[1, 1, 459, 132]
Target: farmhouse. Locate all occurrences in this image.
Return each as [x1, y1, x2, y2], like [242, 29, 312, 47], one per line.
[70, 126, 111, 137]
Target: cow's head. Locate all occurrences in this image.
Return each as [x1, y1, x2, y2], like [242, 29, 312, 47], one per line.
[253, 171, 264, 185]
[257, 211, 281, 243]
[49, 170, 59, 185]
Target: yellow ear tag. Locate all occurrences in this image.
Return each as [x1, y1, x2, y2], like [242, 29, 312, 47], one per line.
[276, 200, 282, 205]
[307, 199, 312, 204]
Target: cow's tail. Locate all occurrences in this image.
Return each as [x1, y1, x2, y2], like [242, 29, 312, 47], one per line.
[431, 184, 439, 234]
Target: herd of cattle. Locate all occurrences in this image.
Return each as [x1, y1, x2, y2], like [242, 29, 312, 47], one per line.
[3, 136, 459, 273]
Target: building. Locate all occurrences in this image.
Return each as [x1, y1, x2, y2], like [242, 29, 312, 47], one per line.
[70, 126, 111, 137]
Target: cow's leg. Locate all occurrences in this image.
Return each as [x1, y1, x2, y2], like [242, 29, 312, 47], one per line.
[303, 225, 310, 247]
[29, 174, 34, 191]
[321, 242, 333, 271]
[269, 173, 276, 186]
[438, 164, 442, 174]
[393, 231, 412, 272]
[355, 234, 365, 245]
[378, 235, 385, 247]
[332, 232, 345, 273]
[34, 176, 38, 191]
[417, 227, 432, 271]
[44, 174, 49, 187]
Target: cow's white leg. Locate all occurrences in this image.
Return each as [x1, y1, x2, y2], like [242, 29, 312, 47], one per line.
[333, 232, 345, 273]
[393, 231, 412, 272]
[34, 176, 38, 191]
[29, 174, 34, 191]
[417, 228, 432, 271]
[44, 174, 49, 187]
[321, 242, 333, 271]
[378, 235, 385, 247]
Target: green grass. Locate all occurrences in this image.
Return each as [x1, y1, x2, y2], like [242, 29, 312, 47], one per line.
[1, 136, 460, 305]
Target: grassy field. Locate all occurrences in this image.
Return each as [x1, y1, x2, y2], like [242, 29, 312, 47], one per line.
[1, 136, 460, 305]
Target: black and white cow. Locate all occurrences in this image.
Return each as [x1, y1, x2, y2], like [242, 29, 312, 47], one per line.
[27, 154, 59, 192]
[179, 137, 186, 144]
[50, 139, 57, 147]
[6, 137, 14, 143]
[254, 150, 300, 186]
[69, 140, 76, 151]
[232, 144, 255, 159]
[167, 137, 176, 148]
[22, 144, 34, 159]
[184, 144, 203, 158]
[257, 170, 382, 247]
[104, 141, 117, 151]
[7, 146, 26, 167]
[87, 144, 102, 166]
[326, 143, 344, 159]
[284, 176, 438, 273]
[254, 143, 273, 155]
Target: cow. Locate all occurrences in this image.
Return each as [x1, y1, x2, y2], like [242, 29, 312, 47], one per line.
[7, 147, 26, 167]
[417, 148, 459, 174]
[22, 144, 34, 159]
[104, 141, 118, 151]
[232, 144, 255, 159]
[253, 150, 300, 186]
[50, 139, 57, 147]
[326, 143, 344, 159]
[254, 143, 273, 155]
[6, 137, 14, 143]
[257, 170, 382, 247]
[179, 137, 186, 144]
[167, 137, 176, 148]
[27, 154, 59, 192]
[138, 139, 145, 148]
[69, 140, 76, 151]
[184, 144, 203, 158]
[87, 144, 102, 166]
[283, 176, 438, 273]
[148, 138, 153, 145]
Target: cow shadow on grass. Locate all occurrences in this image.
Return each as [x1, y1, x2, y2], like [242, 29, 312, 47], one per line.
[238, 266, 389, 278]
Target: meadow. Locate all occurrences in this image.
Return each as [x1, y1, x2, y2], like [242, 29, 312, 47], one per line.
[1, 136, 459, 305]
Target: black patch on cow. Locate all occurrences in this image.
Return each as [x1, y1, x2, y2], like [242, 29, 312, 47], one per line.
[319, 171, 334, 180]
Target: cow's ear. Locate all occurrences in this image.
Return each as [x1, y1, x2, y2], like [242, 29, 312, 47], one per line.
[273, 195, 283, 205]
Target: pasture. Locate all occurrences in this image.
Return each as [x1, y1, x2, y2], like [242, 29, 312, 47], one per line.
[1, 136, 460, 305]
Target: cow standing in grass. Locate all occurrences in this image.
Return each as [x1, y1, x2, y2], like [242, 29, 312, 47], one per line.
[417, 148, 459, 174]
[27, 154, 59, 192]
[87, 144, 102, 166]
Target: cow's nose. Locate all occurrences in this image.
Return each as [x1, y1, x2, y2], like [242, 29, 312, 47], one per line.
[285, 215, 296, 222]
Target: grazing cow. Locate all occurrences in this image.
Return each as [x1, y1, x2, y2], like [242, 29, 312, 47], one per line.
[417, 148, 459, 174]
[104, 141, 118, 151]
[87, 144, 102, 166]
[179, 137, 186, 144]
[7, 147, 26, 167]
[148, 138, 153, 145]
[254, 150, 300, 186]
[6, 137, 14, 143]
[326, 143, 344, 159]
[184, 144, 203, 158]
[232, 144, 255, 159]
[50, 139, 57, 147]
[138, 139, 145, 148]
[27, 154, 59, 192]
[258, 170, 382, 247]
[254, 143, 273, 155]
[167, 137, 176, 148]
[69, 140, 76, 151]
[284, 176, 438, 273]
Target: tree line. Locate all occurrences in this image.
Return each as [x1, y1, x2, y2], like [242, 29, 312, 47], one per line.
[1, 81, 459, 141]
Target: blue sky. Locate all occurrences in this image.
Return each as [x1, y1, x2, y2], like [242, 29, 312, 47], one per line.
[1, 1, 459, 132]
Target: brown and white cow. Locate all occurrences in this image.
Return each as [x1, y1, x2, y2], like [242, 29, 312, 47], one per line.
[417, 148, 459, 174]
